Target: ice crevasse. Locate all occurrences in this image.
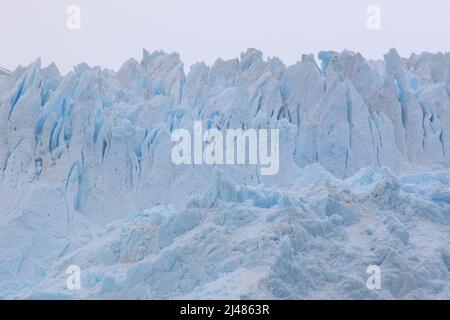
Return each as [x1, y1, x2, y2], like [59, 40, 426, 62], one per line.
[0, 48, 449, 299]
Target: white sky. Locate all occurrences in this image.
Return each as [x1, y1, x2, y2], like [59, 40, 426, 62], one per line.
[1, 0, 450, 74]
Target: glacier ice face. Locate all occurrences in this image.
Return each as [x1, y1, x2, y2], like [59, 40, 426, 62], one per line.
[0, 49, 450, 299]
[11, 166, 450, 299]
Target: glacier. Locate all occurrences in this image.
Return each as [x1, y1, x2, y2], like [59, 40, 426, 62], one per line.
[0, 48, 449, 299]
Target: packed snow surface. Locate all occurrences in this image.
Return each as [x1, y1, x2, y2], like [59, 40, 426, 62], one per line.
[0, 49, 449, 299]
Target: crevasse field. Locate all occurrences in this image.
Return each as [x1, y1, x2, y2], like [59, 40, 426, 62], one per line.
[0, 49, 449, 299]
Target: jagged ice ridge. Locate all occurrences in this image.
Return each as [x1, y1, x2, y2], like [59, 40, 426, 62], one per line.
[0, 49, 449, 299]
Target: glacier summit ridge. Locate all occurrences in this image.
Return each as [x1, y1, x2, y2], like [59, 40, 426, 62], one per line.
[0, 49, 449, 299]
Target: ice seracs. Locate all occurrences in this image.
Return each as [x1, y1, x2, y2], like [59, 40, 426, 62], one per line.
[0, 49, 449, 299]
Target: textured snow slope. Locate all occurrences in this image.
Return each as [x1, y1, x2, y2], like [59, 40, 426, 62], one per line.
[0, 67, 12, 77]
[0, 49, 449, 299]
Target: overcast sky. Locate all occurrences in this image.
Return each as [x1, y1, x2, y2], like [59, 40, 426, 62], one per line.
[1, 0, 450, 74]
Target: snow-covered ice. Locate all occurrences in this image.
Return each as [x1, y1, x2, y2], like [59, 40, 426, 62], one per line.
[0, 49, 449, 299]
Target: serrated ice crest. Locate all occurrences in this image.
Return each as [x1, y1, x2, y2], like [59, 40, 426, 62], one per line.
[0, 49, 449, 299]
